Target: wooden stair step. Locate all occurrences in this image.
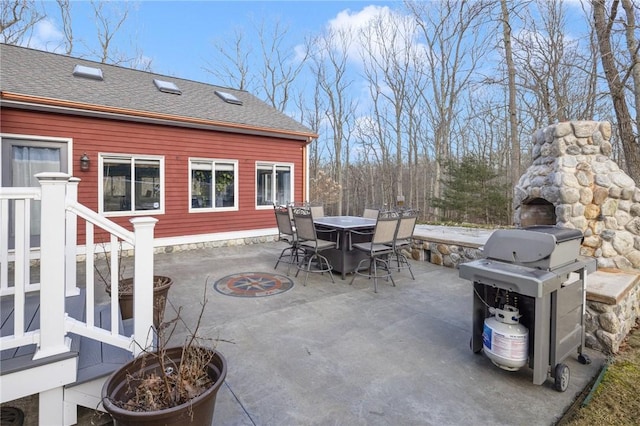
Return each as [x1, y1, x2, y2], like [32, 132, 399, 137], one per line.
[72, 306, 134, 386]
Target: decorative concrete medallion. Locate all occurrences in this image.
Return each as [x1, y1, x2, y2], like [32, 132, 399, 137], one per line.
[214, 272, 294, 297]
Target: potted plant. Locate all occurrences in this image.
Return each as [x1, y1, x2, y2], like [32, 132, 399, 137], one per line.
[95, 241, 173, 329]
[101, 285, 227, 425]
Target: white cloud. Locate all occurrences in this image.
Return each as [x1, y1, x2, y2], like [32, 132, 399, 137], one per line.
[324, 5, 424, 70]
[326, 5, 393, 62]
[328, 5, 391, 32]
[28, 19, 65, 53]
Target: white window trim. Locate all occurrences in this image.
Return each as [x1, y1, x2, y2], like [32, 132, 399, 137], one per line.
[98, 153, 165, 217]
[255, 161, 294, 209]
[188, 157, 239, 213]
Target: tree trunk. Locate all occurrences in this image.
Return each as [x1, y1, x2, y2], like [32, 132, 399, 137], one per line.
[592, 0, 640, 182]
[500, 0, 519, 220]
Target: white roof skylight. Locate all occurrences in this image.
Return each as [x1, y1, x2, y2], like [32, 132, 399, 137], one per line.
[215, 90, 243, 105]
[73, 64, 104, 81]
[153, 79, 182, 95]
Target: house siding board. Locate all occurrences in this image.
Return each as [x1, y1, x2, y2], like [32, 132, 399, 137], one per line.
[1, 108, 305, 242]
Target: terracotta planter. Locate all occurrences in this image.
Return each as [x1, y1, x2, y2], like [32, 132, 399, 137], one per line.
[107, 275, 173, 329]
[102, 346, 227, 425]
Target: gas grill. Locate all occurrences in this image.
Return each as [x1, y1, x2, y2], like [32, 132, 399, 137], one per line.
[459, 226, 596, 391]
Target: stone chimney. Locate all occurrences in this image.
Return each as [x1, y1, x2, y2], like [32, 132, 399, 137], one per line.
[513, 120, 640, 271]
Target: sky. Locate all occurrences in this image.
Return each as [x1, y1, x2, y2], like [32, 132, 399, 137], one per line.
[35, 0, 400, 85]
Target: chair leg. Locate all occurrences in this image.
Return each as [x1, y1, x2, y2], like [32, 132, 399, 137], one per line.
[394, 250, 415, 280]
[323, 254, 335, 283]
[349, 258, 368, 286]
[350, 255, 395, 293]
[295, 251, 310, 284]
[373, 256, 395, 293]
[275, 245, 292, 268]
[403, 253, 415, 279]
[372, 257, 378, 293]
[296, 251, 334, 285]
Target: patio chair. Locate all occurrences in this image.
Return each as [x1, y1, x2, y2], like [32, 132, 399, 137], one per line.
[287, 201, 308, 218]
[274, 205, 303, 275]
[309, 203, 325, 219]
[389, 209, 419, 279]
[362, 208, 379, 219]
[349, 210, 400, 292]
[292, 207, 336, 286]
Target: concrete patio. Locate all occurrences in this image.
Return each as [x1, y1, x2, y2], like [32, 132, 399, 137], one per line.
[3, 239, 605, 425]
[147, 240, 603, 426]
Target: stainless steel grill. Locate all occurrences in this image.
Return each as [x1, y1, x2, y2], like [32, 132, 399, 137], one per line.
[459, 226, 596, 391]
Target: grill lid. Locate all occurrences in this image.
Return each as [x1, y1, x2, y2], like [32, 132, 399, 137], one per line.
[483, 229, 556, 263]
[522, 225, 584, 243]
[482, 226, 584, 266]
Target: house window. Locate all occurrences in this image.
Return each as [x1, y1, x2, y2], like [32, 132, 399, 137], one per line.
[189, 159, 238, 211]
[256, 163, 292, 207]
[1, 136, 69, 248]
[100, 154, 164, 215]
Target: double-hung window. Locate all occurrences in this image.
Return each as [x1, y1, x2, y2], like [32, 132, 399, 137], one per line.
[100, 154, 164, 215]
[189, 159, 238, 211]
[256, 162, 292, 207]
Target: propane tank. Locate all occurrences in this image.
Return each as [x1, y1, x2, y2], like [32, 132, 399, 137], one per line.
[482, 305, 529, 371]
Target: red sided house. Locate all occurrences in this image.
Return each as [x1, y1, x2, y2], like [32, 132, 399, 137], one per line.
[0, 43, 315, 425]
[1, 43, 316, 249]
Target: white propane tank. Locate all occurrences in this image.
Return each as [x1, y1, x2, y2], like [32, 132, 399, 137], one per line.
[482, 305, 529, 371]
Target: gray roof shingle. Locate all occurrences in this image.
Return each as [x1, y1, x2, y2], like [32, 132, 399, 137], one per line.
[0, 44, 315, 139]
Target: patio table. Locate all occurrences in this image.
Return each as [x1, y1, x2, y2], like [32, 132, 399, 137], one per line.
[313, 216, 376, 279]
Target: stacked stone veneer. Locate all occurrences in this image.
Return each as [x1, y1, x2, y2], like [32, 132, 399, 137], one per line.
[583, 278, 640, 354]
[410, 239, 481, 268]
[513, 120, 640, 271]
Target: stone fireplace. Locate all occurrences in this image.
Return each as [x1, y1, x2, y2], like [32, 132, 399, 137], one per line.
[513, 120, 640, 271]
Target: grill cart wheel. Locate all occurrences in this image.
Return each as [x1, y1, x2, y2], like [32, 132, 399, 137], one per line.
[554, 363, 570, 392]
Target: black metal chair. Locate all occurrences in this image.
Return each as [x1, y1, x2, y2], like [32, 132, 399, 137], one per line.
[292, 207, 336, 286]
[349, 210, 400, 292]
[274, 205, 303, 275]
[389, 209, 419, 279]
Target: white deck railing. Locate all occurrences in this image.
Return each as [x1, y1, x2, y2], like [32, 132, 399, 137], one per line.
[0, 173, 156, 362]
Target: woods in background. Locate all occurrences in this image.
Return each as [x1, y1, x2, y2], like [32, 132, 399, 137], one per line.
[3, 0, 639, 225]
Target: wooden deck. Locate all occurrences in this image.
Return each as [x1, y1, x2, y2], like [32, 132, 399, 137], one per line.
[1, 291, 133, 385]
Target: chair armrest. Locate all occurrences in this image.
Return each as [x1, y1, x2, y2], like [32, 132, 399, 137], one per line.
[349, 228, 375, 236]
[315, 227, 339, 248]
[346, 228, 375, 250]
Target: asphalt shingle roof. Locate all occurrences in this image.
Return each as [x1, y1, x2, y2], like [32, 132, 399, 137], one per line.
[0, 44, 315, 139]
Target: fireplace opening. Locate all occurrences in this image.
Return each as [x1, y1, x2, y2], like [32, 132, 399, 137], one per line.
[519, 198, 556, 227]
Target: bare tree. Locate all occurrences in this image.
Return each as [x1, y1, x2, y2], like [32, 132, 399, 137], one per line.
[56, 0, 72, 54]
[359, 9, 420, 207]
[621, 0, 640, 151]
[207, 17, 307, 113]
[207, 27, 254, 90]
[90, 0, 130, 64]
[500, 0, 521, 196]
[407, 0, 491, 216]
[308, 27, 358, 214]
[256, 18, 308, 113]
[295, 73, 326, 188]
[1, 0, 43, 45]
[592, 0, 640, 182]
